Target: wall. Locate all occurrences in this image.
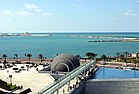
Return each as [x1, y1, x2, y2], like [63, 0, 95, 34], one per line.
[71, 82, 85, 94]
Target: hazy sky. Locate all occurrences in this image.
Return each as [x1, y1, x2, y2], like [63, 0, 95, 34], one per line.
[0, 0, 139, 33]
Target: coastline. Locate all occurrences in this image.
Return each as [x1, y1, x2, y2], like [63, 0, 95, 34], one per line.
[0, 58, 53, 64]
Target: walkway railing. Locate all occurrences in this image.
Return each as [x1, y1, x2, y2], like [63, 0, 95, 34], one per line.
[36, 59, 97, 94]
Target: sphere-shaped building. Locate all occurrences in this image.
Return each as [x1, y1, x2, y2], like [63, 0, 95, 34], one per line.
[51, 54, 80, 72]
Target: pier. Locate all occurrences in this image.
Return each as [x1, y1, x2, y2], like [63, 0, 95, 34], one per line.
[88, 39, 139, 42]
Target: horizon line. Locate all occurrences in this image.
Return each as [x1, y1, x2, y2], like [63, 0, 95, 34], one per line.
[0, 31, 139, 33]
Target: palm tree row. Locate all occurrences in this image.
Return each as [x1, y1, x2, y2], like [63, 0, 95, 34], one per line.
[1, 53, 44, 64]
[116, 52, 129, 61]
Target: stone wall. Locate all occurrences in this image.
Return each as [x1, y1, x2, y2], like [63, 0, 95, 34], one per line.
[84, 79, 139, 94]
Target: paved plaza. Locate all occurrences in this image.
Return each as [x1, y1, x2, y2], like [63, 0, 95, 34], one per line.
[0, 64, 54, 94]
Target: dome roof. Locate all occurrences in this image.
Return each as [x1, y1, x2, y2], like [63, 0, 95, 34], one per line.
[51, 54, 80, 72]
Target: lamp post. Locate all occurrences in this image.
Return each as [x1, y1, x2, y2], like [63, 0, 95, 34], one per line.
[9, 75, 12, 84]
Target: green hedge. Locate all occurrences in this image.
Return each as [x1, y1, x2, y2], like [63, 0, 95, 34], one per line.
[0, 79, 17, 91]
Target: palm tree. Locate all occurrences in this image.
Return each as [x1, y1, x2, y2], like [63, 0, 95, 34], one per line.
[124, 52, 128, 65]
[116, 52, 120, 59]
[38, 54, 43, 63]
[2, 54, 7, 65]
[3, 54, 7, 61]
[120, 54, 125, 60]
[124, 52, 128, 58]
[26, 53, 32, 63]
[14, 54, 18, 61]
[2, 54, 7, 64]
[86, 52, 97, 59]
[101, 55, 107, 63]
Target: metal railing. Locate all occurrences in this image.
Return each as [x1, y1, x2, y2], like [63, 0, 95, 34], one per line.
[36, 59, 97, 94]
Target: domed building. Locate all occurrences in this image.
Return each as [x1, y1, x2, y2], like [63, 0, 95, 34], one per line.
[51, 54, 80, 72]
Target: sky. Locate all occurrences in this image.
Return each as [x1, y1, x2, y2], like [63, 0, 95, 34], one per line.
[0, 0, 139, 33]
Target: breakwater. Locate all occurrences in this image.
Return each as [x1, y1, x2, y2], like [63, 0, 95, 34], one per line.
[88, 39, 139, 42]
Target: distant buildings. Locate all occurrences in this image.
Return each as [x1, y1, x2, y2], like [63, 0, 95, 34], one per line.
[0, 32, 52, 37]
[0, 33, 20, 36]
[0, 32, 28, 36]
[131, 51, 139, 58]
[23, 32, 30, 36]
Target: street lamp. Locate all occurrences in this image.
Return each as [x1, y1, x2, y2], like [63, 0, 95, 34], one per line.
[9, 75, 12, 84]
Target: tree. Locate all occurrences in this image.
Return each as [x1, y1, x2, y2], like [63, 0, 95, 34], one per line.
[124, 52, 129, 64]
[116, 52, 120, 59]
[120, 54, 125, 60]
[124, 52, 128, 58]
[38, 54, 43, 63]
[14, 54, 18, 61]
[75, 54, 81, 59]
[2, 54, 7, 65]
[2, 54, 7, 61]
[86, 52, 97, 59]
[26, 54, 32, 63]
[101, 55, 107, 65]
[101, 55, 107, 62]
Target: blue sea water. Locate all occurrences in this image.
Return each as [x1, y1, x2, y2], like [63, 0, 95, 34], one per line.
[92, 68, 139, 79]
[0, 32, 139, 58]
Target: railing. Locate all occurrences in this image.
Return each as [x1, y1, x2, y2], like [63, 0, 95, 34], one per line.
[36, 59, 97, 94]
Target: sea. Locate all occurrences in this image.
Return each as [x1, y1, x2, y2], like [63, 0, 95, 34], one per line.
[0, 32, 139, 58]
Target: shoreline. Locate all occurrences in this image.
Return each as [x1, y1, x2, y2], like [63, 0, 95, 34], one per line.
[0, 58, 53, 64]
